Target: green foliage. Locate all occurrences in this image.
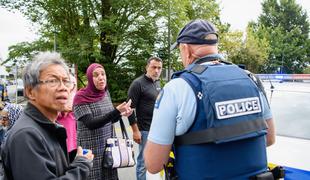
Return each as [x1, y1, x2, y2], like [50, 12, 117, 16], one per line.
[257, 0, 310, 73]
[303, 66, 310, 74]
[219, 30, 243, 59]
[1, 0, 224, 102]
[225, 25, 270, 73]
[2, 40, 53, 66]
[6, 0, 290, 100]
[2, 0, 164, 101]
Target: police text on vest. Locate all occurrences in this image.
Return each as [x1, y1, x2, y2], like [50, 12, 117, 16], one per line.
[215, 97, 261, 119]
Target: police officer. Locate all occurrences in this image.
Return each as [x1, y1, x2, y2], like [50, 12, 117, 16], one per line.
[144, 19, 275, 179]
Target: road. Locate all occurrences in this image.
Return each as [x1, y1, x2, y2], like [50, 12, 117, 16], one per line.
[262, 81, 310, 139]
[263, 81, 310, 171]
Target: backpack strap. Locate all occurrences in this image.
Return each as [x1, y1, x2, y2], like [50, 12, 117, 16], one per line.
[173, 64, 205, 132]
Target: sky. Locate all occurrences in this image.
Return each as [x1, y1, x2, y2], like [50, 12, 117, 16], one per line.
[0, 9, 38, 61]
[0, 0, 309, 61]
[219, 0, 310, 31]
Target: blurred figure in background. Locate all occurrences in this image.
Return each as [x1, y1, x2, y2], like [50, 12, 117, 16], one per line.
[1, 103, 23, 131]
[0, 108, 9, 146]
[0, 82, 9, 103]
[0, 102, 23, 146]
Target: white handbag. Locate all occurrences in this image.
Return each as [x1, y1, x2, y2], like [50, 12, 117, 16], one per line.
[103, 118, 135, 168]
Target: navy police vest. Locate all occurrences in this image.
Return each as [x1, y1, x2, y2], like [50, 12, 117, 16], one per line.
[172, 55, 268, 180]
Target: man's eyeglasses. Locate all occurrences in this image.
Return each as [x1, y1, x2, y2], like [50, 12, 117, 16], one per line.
[39, 78, 74, 89]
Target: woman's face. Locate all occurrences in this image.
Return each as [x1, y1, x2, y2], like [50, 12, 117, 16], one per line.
[92, 67, 107, 91]
[0, 111, 9, 127]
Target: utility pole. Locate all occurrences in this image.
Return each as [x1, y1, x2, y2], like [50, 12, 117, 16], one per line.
[281, 53, 284, 74]
[53, 29, 57, 52]
[167, 0, 171, 81]
[14, 60, 18, 103]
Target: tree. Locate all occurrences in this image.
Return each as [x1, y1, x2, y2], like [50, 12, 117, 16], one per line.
[303, 66, 310, 74]
[2, 40, 50, 66]
[165, 0, 227, 72]
[257, 0, 310, 73]
[1, 0, 163, 101]
[227, 25, 270, 73]
[1, 0, 224, 101]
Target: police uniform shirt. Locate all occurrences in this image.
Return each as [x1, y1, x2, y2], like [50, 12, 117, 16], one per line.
[148, 78, 273, 145]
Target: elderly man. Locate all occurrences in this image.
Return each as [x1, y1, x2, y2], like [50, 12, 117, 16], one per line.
[1, 51, 94, 180]
[144, 19, 275, 179]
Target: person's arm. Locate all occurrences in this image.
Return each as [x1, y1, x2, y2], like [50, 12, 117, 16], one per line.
[127, 79, 141, 142]
[266, 118, 275, 146]
[78, 100, 132, 130]
[127, 112, 137, 125]
[79, 109, 121, 130]
[144, 141, 172, 173]
[131, 123, 141, 144]
[127, 110, 141, 144]
[145, 79, 197, 174]
[7, 129, 92, 180]
[260, 91, 276, 146]
[144, 85, 176, 174]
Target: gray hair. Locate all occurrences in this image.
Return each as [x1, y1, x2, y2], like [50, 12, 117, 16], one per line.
[22, 51, 70, 89]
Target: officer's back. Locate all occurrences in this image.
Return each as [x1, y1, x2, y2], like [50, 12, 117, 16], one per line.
[144, 19, 276, 180]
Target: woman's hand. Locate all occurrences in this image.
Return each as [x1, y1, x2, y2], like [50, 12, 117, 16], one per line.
[116, 99, 133, 117]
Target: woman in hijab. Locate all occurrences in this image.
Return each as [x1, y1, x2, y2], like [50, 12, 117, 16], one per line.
[73, 63, 132, 180]
[0, 103, 23, 131]
[0, 102, 23, 145]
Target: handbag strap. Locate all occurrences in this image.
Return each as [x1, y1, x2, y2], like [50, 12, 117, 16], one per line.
[119, 118, 129, 139]
[111, 123, 116, 138]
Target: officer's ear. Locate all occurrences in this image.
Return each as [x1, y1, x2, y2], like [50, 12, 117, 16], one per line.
[182, 44, 196, 65]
